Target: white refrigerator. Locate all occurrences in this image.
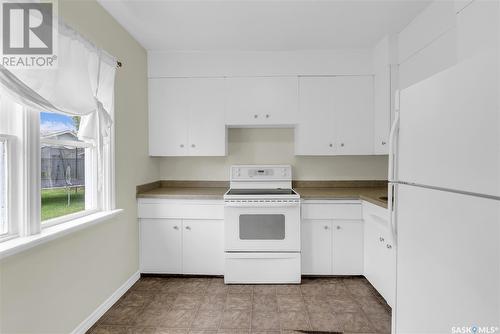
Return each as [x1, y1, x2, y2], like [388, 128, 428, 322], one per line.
[389, 51, 500, 333]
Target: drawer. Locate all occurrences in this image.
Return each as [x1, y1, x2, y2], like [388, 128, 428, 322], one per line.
[301, 201, 362, 220]
[138, 199, 224, 219]
[225, 252, 301, 284]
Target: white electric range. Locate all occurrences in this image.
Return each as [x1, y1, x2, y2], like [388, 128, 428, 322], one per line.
[224, 165, 301, 284]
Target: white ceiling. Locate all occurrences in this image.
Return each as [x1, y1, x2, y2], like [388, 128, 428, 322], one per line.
[97, 0, 430, 52]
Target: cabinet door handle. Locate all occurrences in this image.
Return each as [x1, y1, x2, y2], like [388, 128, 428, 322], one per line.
[173, 226, 179, 230]
[324, 225, 329, 230]
[382, 141, 387, 145]
[254, 114, 258, 119]
[180, 144, 184, 148]
[185, 226, 191, 230]
[386, 244, 392, 249]
[379, 237, 385, 242]
[265, 114, 270, 118]
[336, 225, 341, 230]
[329, 143, 333, 148]
[191, 144, 196, 148]
[340, 143, 345, 147]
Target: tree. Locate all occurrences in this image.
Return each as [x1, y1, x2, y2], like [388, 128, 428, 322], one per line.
[72, 116, 81, 131]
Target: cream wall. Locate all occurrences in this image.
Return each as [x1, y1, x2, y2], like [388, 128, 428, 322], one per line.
[159, 128, 388, 180]
[0, 1, 158, 333]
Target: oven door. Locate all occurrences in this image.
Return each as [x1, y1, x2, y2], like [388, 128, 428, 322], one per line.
[224, 201, 300, 252]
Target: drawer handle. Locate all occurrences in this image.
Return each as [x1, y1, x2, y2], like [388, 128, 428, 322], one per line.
[336, 225, 341, 230]
[185, 226, 191, 230]
[173, 226, 179, 230]
[254, 114, 258, 119]
[379, 237, 385, 242]
[324, 225, 329, 230]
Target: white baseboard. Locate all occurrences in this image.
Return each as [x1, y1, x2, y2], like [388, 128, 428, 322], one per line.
[71, 271, 140, 334]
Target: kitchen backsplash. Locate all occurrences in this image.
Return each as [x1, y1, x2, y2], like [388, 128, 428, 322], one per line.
[157, 128, 388, 180]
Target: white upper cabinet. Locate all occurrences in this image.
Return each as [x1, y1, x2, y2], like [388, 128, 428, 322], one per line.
[372, 35, 398, 154]
[295, 77, 336, 155]
[333, 76, 374, 155]
[225, 77, 298, 126]
[295, 76, 374, 155]
[149, 77, 226, 156]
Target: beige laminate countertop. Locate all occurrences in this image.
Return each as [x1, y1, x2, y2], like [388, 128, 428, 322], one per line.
[137, 183, 388, 208]
[137, 187, 228, 200]
[295, 186, 388, 208]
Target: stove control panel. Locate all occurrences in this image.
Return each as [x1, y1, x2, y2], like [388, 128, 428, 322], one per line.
[231, 165, 292, 181]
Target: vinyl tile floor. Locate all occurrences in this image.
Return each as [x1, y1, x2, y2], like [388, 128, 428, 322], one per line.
[88, 276, 391, 334]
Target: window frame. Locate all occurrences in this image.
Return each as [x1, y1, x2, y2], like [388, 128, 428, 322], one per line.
[39, 136, 99, 228]
[0, 134, 17, 241]
[0, 96, 116, 245]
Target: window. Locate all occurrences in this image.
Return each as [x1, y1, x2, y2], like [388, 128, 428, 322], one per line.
[40, 112, 97, 226]
[0, 137, 7, 236]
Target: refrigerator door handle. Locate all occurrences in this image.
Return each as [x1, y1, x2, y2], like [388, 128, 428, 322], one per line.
[388, 183, 398, 245]
[388, 110, 400, 182]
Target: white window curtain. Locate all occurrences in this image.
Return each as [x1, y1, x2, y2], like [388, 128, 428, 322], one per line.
[0, 21, 116, 190]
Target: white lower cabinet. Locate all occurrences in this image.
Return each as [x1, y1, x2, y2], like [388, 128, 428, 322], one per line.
[301, 201, 364, 275]
[138, 199, 225, 275]
[140, 218, 224, 275]
[333, 221, 364, 275]
[362, 201, 395, 306]
[140, 219, 182, 273]
[182, 219, 224, 275]
[301, 220, 333, 275]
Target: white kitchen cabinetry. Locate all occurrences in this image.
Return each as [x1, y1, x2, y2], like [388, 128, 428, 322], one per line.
[140, 219, 182, 273]
[332, 221, 364, 274]
[301, 201, 364, 275]
[138, 199, 225, 275]
[225, 76, 298, 126]
[301, 219, 333, 275]
[362, 201, 395, 306]
[295, 76, 374, 155]
[182, 219, 224, 275]
[372, 35, 398, 154]
[148, 77, 226, 156]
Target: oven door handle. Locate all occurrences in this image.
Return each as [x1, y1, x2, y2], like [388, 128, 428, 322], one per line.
[225, 201, 300, 208]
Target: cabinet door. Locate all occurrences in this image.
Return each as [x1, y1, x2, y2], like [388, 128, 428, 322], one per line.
[148, 78, 189, 156]
[188, 78, 227, 156]
[334, 76, 374, 155]
[332, 220, 364, 275]
[140, 219, 182, 273]
[379, 236, 395, 307]
[364, 220, 393, 305]
[363, 221, 380, 286]
[182, 219, 224, 275]
[373, 67, 391, 154]
[295, 77, 336, 155]
[301, 220, 332, 274]
[226, 77, 298, 125]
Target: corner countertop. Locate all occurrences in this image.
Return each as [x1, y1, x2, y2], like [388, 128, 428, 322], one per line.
[136, 180, 388, 208]
[295, 186, 388, 209]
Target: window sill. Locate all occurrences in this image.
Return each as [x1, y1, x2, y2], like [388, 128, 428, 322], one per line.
[0, 209, 123, 260]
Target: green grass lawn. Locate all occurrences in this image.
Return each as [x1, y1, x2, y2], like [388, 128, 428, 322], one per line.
[41, 188, 85, 221]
